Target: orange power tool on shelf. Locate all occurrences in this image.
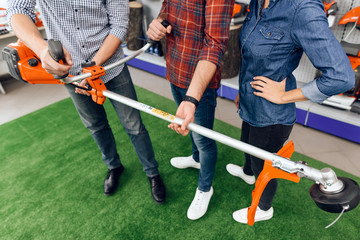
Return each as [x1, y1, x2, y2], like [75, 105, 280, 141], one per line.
[323, 0, 338, 27]
[2, 27, 360, 227]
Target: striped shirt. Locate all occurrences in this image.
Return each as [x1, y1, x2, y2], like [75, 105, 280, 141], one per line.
[7, 0, 129, 83]
[160, 0, 234, 89]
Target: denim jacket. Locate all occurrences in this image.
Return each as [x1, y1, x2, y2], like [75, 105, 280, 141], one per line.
[238, 0, 354, 127]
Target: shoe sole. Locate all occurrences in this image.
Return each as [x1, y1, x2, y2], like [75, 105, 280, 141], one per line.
[233, 209, 273, 223]
[153, 199, 165, 204]
[233, 215, 273, 224]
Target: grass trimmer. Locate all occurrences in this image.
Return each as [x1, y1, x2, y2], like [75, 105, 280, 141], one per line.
[2, 31, 359, 227]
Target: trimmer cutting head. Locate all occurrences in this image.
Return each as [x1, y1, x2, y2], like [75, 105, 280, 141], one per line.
[310, 177, 360, 213]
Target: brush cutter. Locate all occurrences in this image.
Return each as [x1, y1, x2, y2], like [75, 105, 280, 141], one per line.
[2, 26, 359, 227]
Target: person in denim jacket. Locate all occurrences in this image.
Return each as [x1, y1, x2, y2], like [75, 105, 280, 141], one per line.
[226, 0, 354, 223]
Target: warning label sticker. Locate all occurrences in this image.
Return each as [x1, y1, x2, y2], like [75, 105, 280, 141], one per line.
[151, 108, 176, 121]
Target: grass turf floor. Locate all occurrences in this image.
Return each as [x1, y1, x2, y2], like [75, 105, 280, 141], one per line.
[1, 86, 359, 240]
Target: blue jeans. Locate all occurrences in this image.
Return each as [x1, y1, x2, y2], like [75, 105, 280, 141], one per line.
[65, 65, 159, 177]
[170, 84, 217, 192]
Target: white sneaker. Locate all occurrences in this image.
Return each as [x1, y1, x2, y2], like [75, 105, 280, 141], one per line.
[170, 155, 200, 169]
[187, 187, 213, 220]
[226, 163, 255, 185]
[233, 206, 273, 224]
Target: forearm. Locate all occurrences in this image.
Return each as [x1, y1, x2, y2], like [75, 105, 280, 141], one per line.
[282, 88, 308, 103]
[10, 14, 47, 56]
[186, 60, 217, 101]
[92, 34, 121, 66]
[252, 76, 308, 104]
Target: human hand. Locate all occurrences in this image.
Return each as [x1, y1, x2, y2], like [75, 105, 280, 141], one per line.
[168, 101, 196, 136]
[147, 18, 172, 41]
[39, 45, 72, 77]
[251, 76, 287, 104]
[74, 79, 91, 96]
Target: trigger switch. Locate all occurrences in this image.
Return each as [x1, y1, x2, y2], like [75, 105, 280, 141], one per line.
[81, 61, 96, 68]
[28, 58, 39, 67]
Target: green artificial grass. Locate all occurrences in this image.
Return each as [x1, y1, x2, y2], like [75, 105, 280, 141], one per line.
[1, 86, 359, 240]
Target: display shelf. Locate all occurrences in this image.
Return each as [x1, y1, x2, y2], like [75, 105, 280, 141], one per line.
[123, 47, 167, 78]
[296, 101, 360, 143]
[124, 47, 360, 144]
[218, 77, 239, 101]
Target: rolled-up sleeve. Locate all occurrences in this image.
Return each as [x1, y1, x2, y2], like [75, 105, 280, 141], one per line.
[292, 0, 354, 103]
[198, 0, 234, 68]
[7, 0, 36, 23]
[106, 0, 129, 42]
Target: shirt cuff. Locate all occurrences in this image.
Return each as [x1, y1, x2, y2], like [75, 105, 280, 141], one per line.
[7, 8, 36, 23]
[198, 46, 223, 68]
[110, 27, 127, 43]
[301, 80, 330, 103]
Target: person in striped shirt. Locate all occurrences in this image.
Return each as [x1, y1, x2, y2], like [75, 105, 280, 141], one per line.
[8, 0, 166, 204]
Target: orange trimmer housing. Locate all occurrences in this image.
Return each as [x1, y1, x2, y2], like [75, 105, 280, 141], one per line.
[2, 39, 107, 105]
[3, 39, 64, 84]
[82, 65, 107, 105]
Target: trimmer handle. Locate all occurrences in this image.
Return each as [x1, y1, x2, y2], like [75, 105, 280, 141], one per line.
[147, 20, 170, 44]
[47, 39, 69, 79]
[161, 19, 170, 29]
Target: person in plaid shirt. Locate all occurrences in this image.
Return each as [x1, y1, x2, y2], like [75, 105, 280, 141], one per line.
[147, 0, 234, 220]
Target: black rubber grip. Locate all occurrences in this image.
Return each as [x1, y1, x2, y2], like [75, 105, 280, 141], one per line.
[47, 39, 68, 79]
[161, 20, 170, 28]
[48, 39, 65, 62]
[146, 20, 170, 45]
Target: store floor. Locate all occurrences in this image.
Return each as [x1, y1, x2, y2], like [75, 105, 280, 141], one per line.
[1, 66, 359, 177]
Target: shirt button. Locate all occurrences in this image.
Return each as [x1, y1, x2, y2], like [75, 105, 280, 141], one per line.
[82, 45, 85, 48]
[267, 32, 271, 36]
[75, 9, 78, 12]
[77, 27, 80, 30]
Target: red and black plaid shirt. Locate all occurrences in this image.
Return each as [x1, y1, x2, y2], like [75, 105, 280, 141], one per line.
[160, 0, 234, 89]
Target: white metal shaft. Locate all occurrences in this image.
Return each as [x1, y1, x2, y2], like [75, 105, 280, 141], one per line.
[57, 39, 340, 189]
[103, 90, 328, 185]
[62, 42, 153, 84]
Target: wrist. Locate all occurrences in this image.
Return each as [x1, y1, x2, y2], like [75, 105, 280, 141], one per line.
[280, 92, 289, 104]
[37, 44, 48, 59]
[183, 95, 199, 108]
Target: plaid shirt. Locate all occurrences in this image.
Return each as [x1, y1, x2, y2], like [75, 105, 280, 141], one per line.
[160, 0, 234, 89]
[7, 0, 129, 83]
